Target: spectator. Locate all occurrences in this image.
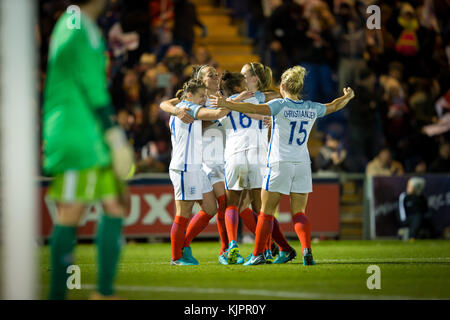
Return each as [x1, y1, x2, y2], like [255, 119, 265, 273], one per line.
[172, 0, 206, 57]
[428, 142, 450, 173]
[266, 0, 305, 79]
[398, 177, 436, 239]
[366, 147, 404, 176]
[122, 69, 141, 111]
[422, 89, 450, 137]
[300, 1, 336, 104]
[408, 78, 439, 128]
[134, 102, 171, 173]
[333, 0, 366, 92]
[414, 159, 427, 174]
[316, 133, 348, 175]
[379, 66, 412, 155]
[117, 109, 136, 143]
[347, 67, 382, 172]
[191, 45, 218, 69]
[149, 0, 174, 60]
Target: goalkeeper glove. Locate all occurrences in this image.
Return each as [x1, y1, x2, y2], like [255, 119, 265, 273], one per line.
[104, 126, 135, 180]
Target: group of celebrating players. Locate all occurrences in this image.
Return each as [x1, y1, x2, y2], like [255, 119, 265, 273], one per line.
[160, 62, 355, 266]
[43, 0, 354, 299]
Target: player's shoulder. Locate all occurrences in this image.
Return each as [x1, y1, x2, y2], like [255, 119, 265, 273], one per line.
[267, 97, 285, 105]
[50, 12, 102, 53]
[302, 100, 327, 117]
[51, 13, 80, 44]
[254, 91, 266, 104]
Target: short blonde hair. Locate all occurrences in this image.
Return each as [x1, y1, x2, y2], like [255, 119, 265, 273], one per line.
[281, 66, 307, 96]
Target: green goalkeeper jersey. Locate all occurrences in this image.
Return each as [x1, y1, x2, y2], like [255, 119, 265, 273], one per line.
[43, 11, 112, 175]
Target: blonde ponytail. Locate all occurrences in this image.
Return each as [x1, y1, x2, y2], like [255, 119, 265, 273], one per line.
[281, 66, 307, 96]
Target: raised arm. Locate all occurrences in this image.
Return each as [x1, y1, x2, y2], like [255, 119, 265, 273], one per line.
[210, 94, 271, 116]
[196, 107, 230, 121]
[324, 87, 355, 115]
[245, 113, 266, 121]
[159, 97, 194, 124]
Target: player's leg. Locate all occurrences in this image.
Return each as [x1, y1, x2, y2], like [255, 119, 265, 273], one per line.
[245, 163, 292, 265]
[251, 165, 295, 264]
[47, 169, 104, 299]
[290, 162, 314, 265]
[169, 169, 198, 265]
[95, 197, 126, 299]
[212, 180, 228, 254]
[244, 189, 282, 265]
[238, 189, 258, 234]
[172, 200, 195, 265]
[181, 188, 218, 264]
[250, 188, 272, 261]
[251, 186, 292, 262]
[49, 202, 85, 300]
[184, 186, 217, 250]
[92, 167, 129, 298]
[290, 193, 314, 265]
[225, 189, 243, 264]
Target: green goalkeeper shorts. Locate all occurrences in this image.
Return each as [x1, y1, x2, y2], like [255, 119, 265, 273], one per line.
[47, 167, 126, 203]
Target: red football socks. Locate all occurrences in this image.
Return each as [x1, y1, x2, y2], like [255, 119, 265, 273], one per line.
[171, 215, 188, 261]
[184, 211, 213, 248]
[225, 205, 239, 243]
[239, 208, 258, 234]
[272, 217, 292, 252]
[253, 213, 274, 256]
[216, 195, 228, 254]
[292, 212, 311, 251]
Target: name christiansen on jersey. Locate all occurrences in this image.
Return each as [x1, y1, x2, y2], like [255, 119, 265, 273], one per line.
[284, 109, 316, 119]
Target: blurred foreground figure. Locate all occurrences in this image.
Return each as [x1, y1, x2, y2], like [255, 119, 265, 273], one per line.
[43, 0, 134, 299]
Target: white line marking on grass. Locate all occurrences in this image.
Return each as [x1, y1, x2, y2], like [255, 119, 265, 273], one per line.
[319, 257, 450, 263]
[81, 284, 437, 300]
[73, 257, 450, 267]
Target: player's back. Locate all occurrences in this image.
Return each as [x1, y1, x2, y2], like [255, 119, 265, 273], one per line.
[43, 12, 111, 174]
[169, 101, 203, 171]
[266, 98, 326, 167]
[221, 92, 267, 159]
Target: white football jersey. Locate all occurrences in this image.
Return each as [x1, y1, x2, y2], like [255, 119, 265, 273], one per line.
[202, 96, 225, 166]
[266, 98, 326, 166]
[169, 100, 203, 171]
[220, 91, 268, 160]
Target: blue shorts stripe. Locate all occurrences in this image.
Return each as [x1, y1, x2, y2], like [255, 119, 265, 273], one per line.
[224, 167, 229, 191]
[265, 168, 271, 191]
[181, 171, 185, 200]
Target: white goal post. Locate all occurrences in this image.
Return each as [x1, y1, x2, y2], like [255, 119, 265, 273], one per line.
[0, 0, 38, 299]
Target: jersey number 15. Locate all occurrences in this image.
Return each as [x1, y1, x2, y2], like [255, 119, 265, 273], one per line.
[288, 121, 308, 146]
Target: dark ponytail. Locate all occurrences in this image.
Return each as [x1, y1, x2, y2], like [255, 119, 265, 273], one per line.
[220, 71, 245, 97]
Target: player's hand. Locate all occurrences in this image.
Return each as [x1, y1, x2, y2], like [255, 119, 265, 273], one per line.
[209, 92, 227, 108]
[233, 90, 254, 102]
[105, 127, 135, 180]
[176, 107, 194, 124]
[217, 107, 231, 117]
[343, 87, 355, 100]
[263, 116, 272, 128]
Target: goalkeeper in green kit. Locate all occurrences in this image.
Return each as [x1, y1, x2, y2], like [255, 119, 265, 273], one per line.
[43, 0, 134, 299]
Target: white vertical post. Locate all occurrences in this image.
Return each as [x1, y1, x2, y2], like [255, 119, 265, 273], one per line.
[0, 0, 37, 299]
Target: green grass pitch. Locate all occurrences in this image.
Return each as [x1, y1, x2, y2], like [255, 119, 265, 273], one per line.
[40, 240, 450, 300]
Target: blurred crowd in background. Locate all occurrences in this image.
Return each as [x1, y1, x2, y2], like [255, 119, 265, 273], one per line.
[38, 0, 450, 176]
